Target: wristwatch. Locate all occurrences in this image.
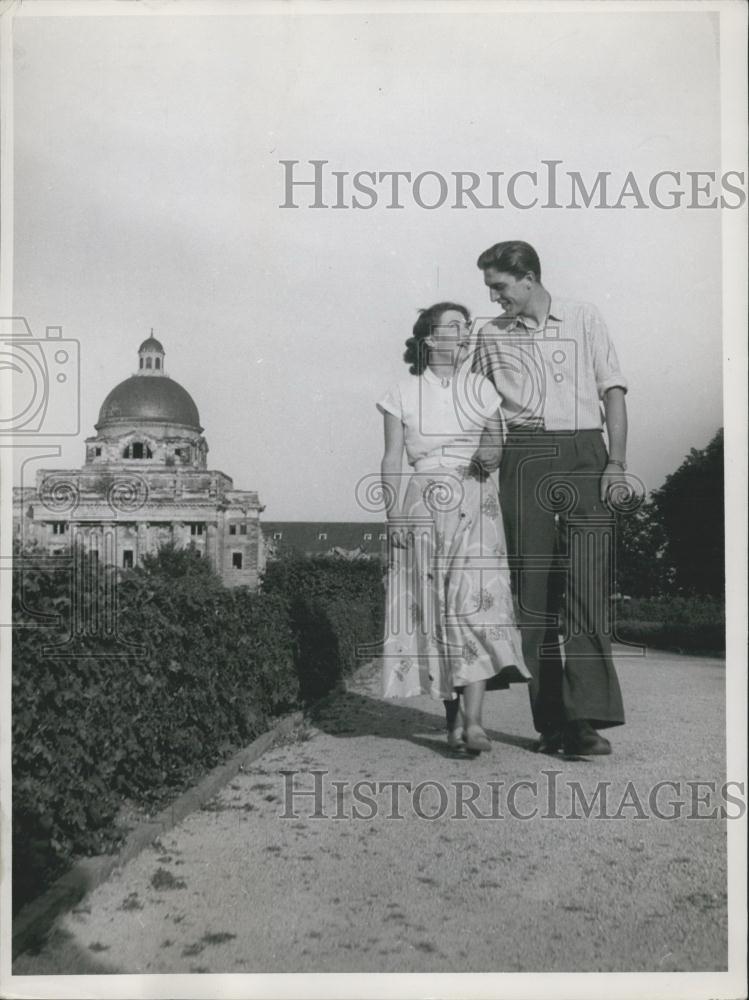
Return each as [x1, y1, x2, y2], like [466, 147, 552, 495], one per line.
[607, 459, 627, 471]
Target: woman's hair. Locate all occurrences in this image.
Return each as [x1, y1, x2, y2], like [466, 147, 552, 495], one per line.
[403, 301, 471, 375]
[476, 240, 542, 282]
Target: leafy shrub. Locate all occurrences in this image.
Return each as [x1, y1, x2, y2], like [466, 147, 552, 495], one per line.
[261, 555, 385, 701]
[12, 543, 297, 911]
[614, 596, 725, 624]
[612, 595, 725, 653]
[13, 546, 386, 912]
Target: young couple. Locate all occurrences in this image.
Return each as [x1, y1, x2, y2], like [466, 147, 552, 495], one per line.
[378, 240, 628, 758]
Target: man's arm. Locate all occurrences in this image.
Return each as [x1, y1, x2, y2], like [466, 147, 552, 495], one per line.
[601, 387, 628, 503]
[471, 325, 495, 379]
[584, 305, 628, 502]
[470, 410, 503, 477]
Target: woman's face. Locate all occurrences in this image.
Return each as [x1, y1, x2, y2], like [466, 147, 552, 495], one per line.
[429, 309, 471, 364]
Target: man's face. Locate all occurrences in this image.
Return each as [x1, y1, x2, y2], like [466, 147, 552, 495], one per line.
[483, 268, 533, 319]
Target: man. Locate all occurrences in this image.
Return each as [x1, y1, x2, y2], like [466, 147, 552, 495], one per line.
[473, 240, 628, 756]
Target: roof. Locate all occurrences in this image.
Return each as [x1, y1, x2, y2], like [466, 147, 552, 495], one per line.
[262, 521, 387, 556]
[96, 375, 202, 430]
[138, 335, 165, 353]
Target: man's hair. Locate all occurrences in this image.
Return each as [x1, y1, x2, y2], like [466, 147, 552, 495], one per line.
[476, 240, 542, 282]
[403, 301, 470, 376]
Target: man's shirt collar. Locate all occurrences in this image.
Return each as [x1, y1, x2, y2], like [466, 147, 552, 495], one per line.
[507, 297, 563, 333]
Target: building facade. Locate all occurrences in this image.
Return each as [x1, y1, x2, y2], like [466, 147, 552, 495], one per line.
[262, 522, 387, 561]
[13, 336, 265, 588]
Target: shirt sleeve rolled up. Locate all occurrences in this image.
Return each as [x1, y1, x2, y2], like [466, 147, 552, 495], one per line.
[585, 303, 628, 397]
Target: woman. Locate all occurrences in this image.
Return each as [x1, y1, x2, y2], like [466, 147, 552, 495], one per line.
[377, 302, 530, 753]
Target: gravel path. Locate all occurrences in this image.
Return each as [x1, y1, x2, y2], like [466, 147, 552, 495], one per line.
[13, 648, 730, 975]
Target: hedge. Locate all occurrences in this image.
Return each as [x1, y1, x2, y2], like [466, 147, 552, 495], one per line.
[611, 596, 725, 654]
[12, 545, 385, 912]
[18, 539, 722, 913]
[261, 553, 385, 701]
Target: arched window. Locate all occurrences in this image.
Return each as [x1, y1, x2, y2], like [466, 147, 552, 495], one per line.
[124, 442, 153, 460]
[146, 357, 152, 369]
[139, 357, 144, 369]
[155, 357, 161, 370]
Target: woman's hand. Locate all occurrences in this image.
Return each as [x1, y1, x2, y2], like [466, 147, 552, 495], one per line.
[387, 521, 412, 549]
[466, 456, 490, 481]
[470, 412, 503, 477]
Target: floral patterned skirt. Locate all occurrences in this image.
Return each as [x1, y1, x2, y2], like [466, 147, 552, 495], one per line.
[382, 467, 530, 701]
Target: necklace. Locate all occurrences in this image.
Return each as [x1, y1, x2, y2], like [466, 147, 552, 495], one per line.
[426, 366, 453, 387]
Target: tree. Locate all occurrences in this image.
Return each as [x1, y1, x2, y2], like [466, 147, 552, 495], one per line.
[649, 429, 724, 597]
[130, 541, 223, 592]
[614, 499, 671, 597]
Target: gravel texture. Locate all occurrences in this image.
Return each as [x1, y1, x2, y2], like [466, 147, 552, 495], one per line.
[13, 648, 729, 975]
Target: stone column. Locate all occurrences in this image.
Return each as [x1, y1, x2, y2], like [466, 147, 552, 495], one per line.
[136, 520, 149, 563]
[206, 521, 219, 577]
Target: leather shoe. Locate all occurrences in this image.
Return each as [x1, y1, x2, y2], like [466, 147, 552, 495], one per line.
[563, 720, 611, 756]
[536, 729, 564, 754]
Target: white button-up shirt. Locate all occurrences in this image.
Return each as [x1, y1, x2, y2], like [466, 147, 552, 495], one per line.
[473, 298, 627, 432]
[377, 364, 501, 469]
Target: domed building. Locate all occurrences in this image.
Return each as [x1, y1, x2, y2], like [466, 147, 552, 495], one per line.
[89, 335, 207, 468]
[14, 335, 265, 588]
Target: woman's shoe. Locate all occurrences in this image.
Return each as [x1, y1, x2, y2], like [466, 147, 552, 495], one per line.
[463, 725, 492, 753]
[447, 726, 464, 750]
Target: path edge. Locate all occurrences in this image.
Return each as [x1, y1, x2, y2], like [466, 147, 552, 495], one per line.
[12, 709, 306, 960]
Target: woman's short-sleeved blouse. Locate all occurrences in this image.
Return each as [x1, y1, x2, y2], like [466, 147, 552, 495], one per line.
[377, 362, 502, 468]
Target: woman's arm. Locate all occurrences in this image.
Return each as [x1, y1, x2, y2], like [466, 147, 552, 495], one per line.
[381, 411, 406, 520]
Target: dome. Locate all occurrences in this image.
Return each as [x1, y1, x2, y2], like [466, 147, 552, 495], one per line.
[138, 334, 164, 353]
[96, 375, 202, 431]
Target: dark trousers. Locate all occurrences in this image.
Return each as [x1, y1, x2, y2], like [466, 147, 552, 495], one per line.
[500, 429, 625, 733]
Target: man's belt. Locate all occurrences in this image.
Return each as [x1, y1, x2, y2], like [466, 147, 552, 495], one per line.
[506, 418, 545, 432]
[506, 421, 603, 433]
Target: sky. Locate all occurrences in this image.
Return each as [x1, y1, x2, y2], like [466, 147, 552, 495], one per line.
[6, 3, 736, 520]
